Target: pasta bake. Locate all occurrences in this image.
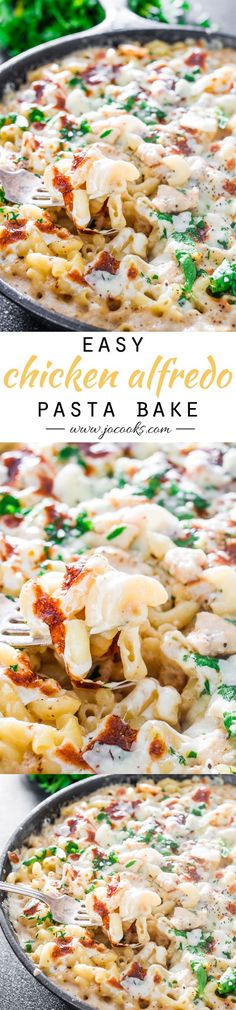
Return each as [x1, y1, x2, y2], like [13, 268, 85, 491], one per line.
[0, 442, 235, 773]
[0, 39, 236, 329]
[5, 776, 236, 1009]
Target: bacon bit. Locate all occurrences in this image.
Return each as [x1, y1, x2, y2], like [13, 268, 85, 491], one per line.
[224, 178, 236, 195]
[55, 92, 66, 111]
[38, 473, 54, 496]
[0, 219, 27, 247]
[185, 49, 206, 68]
[1, 536, 15, 559]
[127, 963, 147, 980]
[8, 850, 20, 864]
[33, 81, 45, 100]
[53, 167, 73, 212]
[34, 584, 65, 654]
[3, 454, 22, 482]
[52, 937, 73, 959]
[68, 269, 89, 286]
[127, 264, 139, 280]
[86, 251, 120, 276]
[154, 973, 162, 983]
[24, 903, 41, 916]
[223, 540, 236, 564]
[185, 864, 201, 882]
[108, 978, 123, 989]
[3, 514, 23, 528]
[105, 802, 125, 821]
[67, 817, 79, 830]
[149, 736, 166, 758]
[62, 559, 86, 591]
[72, 151, 86, 171]
[174, 135, 192, 155]
[192, 787, 210, 804]
[94, 896, 110, 931]
[227, 900, 236, 914]
[226, 158, 236, 171]
[107, 880, 120, 897]
[88, 715, 137, 752]
[56, 742, 91, 769]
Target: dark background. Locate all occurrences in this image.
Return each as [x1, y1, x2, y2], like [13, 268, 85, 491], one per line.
[0, 0, 235, 331]
[0, 776, 77, 1010]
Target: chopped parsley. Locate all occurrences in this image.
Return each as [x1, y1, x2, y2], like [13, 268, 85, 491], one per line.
[208, 260, 236, 298]
[75, 511, 93, 535]
[57, 445, 87, 469]
[218, 684, 236, 701]
[106, 526, 126, 540]
[28, 107, 45, 122]
[176, 249, 197, 293]
[0, 492, 22, 516]
[216, 968, 236, 996]
[223, 712, 236, 738]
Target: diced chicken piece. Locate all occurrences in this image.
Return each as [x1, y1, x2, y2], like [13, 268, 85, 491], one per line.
[153, 185, 199, 214]
[162, 547, 207, 584]
[187, 611, 236, 655]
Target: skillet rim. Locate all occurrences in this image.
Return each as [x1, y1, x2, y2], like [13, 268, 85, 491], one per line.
[0, 771, 235, 1009]
[0, 22, 236, 332]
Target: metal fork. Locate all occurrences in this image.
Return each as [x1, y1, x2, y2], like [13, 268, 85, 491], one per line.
[0, 881, 141, 946]
[0, 602, 133, 692]
[0, 166, 118, 235]
[0, 166, 61, 208]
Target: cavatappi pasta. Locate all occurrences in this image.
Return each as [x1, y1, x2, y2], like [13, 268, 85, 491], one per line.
[0, 442, 235, 773]
[6, 777, 236, 1009]
[0, 40, 236, 329]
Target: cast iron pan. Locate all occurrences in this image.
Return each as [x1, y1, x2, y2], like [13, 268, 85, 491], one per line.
[0, 2, 235, 331]
[0, 772, 235, 1009]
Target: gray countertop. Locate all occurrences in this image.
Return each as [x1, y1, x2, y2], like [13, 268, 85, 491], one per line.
[0, 0, 235, 331]
[0, 776, 72, 1010]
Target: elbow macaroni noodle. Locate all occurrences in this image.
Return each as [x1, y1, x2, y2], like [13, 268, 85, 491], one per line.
[6, 777, 236, 1010]
[0, 441, 235, 772]
[0, 40, 236, 329]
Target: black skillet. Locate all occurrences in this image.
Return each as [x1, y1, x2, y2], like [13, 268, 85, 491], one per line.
[0, 772, 235, 1009]
[0, 1, 235, 330]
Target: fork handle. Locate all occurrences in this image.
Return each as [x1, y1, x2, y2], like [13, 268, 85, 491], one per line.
[0, 880, 48, 906]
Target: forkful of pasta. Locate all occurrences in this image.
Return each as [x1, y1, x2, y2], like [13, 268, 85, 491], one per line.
[0, 881, 144, 947]
[0, 552, 168, 691]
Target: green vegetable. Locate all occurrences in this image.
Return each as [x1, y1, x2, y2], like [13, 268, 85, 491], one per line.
[184, 653, 220, 671]
[191, 803, 206, 817]
[216, 968, 236, 996]
[23, 846, 58, 866]
[191, 961, 209, 997]
[28, 108, 45, 122]
[223, 712, 236, 737]
[128, 0, 208, 26]
[218, 684, 236, 701]
[75, 511, 93, 535]
[29, 774, 91, 793]
[25, 942, 33, 952]
[96, 810, 112, 824]
[134, 473, 165, 498]
[92, 851, 119, 872]
[65, 841, 80, 854]
[201, 678, 211, 696]
[208, 260, 236, 298]
[57, 445, 87, 469]
[176, 249, 197, 293]
[0, 492, 21, 516]
[0, 0, 104, 57]
[106, 526, 126, 540]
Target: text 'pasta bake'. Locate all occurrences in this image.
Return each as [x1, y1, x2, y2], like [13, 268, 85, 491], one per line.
[0, 40, 236, 328]
[5, 776, 236, 1008]
[0, 442, 235, 772]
